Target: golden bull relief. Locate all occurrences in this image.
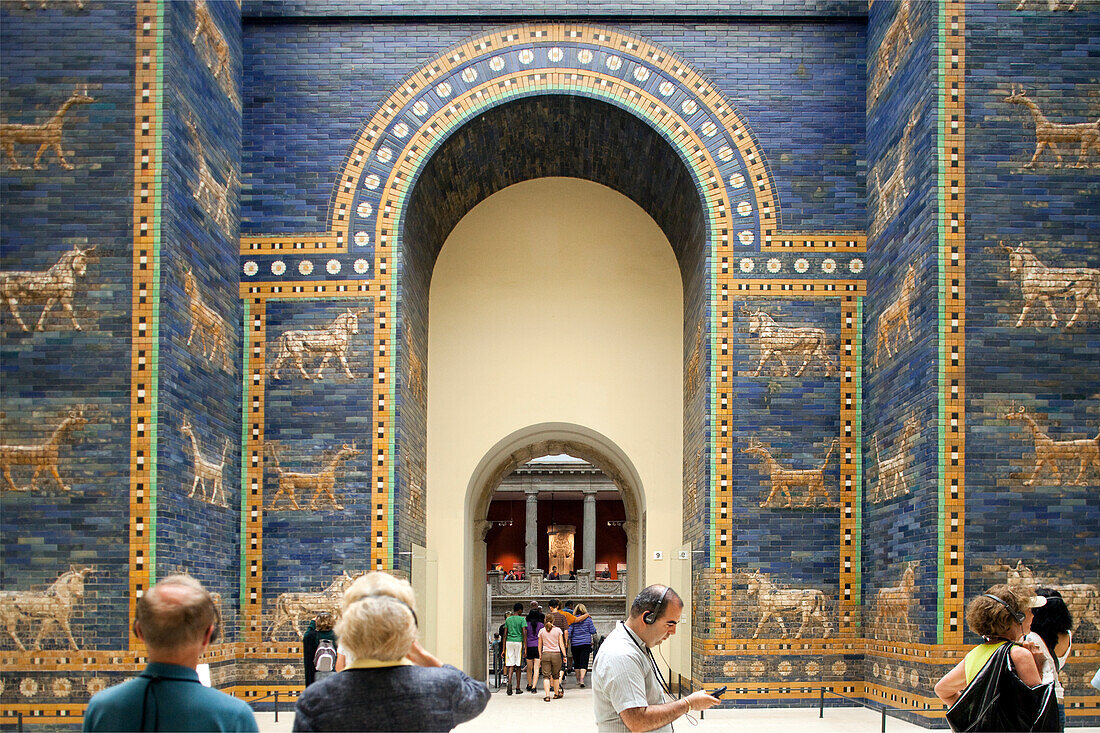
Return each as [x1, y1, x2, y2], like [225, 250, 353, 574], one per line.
[1, 244, 95, 332]
[994, 560, 1100, 636]
[271, 309, 366, 381]
[191, 0, 238, 109]
[268, 572, 360, 642]
[872, 263, 916, 369]
[742, 307, 835, 378]
[183, 267, 231, 369]
[995, 243, 1099, 329]
[737, 569, 832, 639]
[874, 562, 917, 643]
[868, 0, 913, 105]
[0, 566, 94, 651]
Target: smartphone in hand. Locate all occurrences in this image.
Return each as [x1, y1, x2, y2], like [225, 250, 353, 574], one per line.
[709, 686, 727, 697]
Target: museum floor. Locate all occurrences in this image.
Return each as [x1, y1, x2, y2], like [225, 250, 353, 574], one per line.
[251, 681, 1100, 732]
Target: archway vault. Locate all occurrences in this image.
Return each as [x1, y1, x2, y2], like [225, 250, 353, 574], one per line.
[239, 22, 868, 665]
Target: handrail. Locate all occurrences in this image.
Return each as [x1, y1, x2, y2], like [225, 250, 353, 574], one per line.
[247, 690, 281, 722]
[666, 677, 933, 729]
[818, 687, 934, 732]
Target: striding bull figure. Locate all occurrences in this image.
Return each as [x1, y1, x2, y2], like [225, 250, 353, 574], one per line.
[742, 306, 836, 378]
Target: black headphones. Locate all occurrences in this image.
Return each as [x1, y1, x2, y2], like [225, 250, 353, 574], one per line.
[983, 593, 1025, 624]
[359, 594, 419, 627]
[643, 586, 670, 625]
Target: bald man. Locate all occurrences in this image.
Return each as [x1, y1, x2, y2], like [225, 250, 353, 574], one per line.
[83, 575, 256, 732]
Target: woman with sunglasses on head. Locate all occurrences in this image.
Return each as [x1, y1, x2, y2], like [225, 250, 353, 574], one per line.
[1025, 589, 1074, 731]
[934, 585, 1048, 727]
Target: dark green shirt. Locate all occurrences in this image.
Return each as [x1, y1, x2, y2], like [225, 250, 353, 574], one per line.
[83, 662, 257, 732]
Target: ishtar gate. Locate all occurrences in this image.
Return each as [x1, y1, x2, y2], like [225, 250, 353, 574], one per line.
[1, 0, 1098, 728]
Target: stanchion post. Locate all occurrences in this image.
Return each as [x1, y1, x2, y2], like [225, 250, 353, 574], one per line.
[17, 711, 24, 733]
[881, 707, 886, 733]
[819, 687, 825, 718]
[274, 690, 279, 722]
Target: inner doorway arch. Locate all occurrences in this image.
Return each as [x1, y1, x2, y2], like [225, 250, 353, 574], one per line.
[464, 423, 647, 678]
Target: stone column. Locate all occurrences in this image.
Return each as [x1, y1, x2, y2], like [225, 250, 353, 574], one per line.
[525, 488, 539, 572]
[583, 487, 597, 572]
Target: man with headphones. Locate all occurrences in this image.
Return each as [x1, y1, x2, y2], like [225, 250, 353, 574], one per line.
[84, 575, 257, 731]
[592, 585, 719, 732]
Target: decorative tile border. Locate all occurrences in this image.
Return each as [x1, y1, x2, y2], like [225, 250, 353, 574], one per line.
[240, 232, 342, 254]
[128, 0, 163, 650]
[938, 0, 966, 646]
[709, 288, 863, 644]
[237, 285, 372, 641]
[761, 233, 866, 252]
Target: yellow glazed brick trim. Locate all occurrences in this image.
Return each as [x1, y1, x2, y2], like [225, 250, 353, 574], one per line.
[761, 234, 866, 252]
[242, 300, 266, 642]
[238, 289, 373, 635]
[240, 232, 342, 255]
[129, 0, 160, 650]
[707, 284, 865, 646]
[240, 281, 372, 298]
[941, 0, 967, 645]
[331, 24, 771, 245]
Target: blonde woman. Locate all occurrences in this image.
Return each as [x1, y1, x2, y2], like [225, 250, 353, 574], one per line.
[294, 572, 489, 730]
[537, 614, 566, 701]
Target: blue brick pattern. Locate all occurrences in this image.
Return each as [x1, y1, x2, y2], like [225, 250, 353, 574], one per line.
[1, 1, 139, 656]
[157, 0, 243, 639]
[4, 0, 1100, 726]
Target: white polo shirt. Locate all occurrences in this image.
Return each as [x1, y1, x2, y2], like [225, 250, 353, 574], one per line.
[592, 622, 672, 732]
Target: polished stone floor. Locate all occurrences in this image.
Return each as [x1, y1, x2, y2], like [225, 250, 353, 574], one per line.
[257, 682, 931, 732]
[255, 675, 1100, 732]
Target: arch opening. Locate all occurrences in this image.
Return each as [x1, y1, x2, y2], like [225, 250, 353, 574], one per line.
[463, 425, 649, 678]
[404, 92, 711, 677]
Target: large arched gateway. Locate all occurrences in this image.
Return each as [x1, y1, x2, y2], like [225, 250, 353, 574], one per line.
[4, 4, 1097, 726]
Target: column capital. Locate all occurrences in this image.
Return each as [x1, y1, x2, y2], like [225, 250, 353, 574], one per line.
[582, 486, 599, 497]
[525, 487, 540, 499]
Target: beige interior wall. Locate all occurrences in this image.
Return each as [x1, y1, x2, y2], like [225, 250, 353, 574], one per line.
[426, 177, 684, 668]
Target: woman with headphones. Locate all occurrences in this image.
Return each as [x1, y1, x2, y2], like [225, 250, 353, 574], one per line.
[934, 584, 1056, 730]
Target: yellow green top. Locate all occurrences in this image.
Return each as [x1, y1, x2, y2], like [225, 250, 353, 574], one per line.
[964, 641, 1008, 683]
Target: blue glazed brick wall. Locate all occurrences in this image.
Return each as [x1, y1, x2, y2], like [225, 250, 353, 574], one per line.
[963, 0, 1100, 709]
[241, 20, 866, 235]
[0, 0, 136, 657]
[261, 298, 374, 626]
[157, 0, 243, 642]
[240, 7, 866, 704]
[727, 297, 843, 625]
[861, 0, 941, 712]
